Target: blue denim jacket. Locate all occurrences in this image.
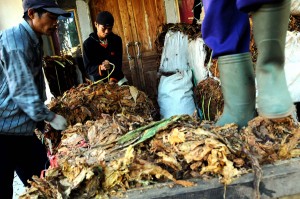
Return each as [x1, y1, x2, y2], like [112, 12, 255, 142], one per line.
[0, 20, 55, 135]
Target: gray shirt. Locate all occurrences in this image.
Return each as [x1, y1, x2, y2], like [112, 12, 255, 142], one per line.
[0, 19, 55, 135]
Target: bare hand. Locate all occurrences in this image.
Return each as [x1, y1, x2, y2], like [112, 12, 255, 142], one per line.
[102, 60, 110, 70]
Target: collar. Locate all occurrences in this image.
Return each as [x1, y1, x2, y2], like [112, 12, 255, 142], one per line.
[20, 19, 41, 46]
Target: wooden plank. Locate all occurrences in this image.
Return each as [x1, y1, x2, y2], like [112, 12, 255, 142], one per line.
[113, 158, 300, 199]
[131, 0, 148, 51]
[143, 0, 166, 52]
[126, 0, 139, 42]
[118, 0, 135, 53]
[143, 0, 156, 51]
[154, 0, 167, 25]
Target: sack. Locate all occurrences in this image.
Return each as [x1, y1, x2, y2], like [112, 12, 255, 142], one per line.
[284, 31, 300, 102]
[159, 31, 189, 72]
[158, 70, 196, 119]
[157, 30, 207, 118]
[188, 38, 208, 84]
[291, 0, 300, 16]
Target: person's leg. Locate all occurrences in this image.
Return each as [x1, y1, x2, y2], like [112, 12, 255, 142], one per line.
[201, 0, 256, 127]
[251, 0, 293, 118]
[201, 0, 250, 58]
[216, 53, 256, 128]
[16, 135, 48, 186]
[0, 135, 17, 199]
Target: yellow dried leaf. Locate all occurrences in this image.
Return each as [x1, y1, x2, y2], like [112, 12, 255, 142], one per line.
[174, 180, 195, 187]
[72, 168, 88, 188]
[168, 128, 185, 145]
[129, 86, 139, 103]
[177, 141, 204, 154]
[103, 145, 135, 189]
[156, 152, 182, 171]
[62, 163, 82, 182]
[184, 146, 210, 163]
[290, 149, 300, 157]
[279, 128, 300, 159]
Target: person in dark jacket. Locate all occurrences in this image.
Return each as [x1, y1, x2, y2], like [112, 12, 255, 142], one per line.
[0, 0, 69, 197]
[201, 0, 293, 129]
[83, 11, 127, 85]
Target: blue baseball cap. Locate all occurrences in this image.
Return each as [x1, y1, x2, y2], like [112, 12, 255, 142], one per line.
[23, 0, 71, 17]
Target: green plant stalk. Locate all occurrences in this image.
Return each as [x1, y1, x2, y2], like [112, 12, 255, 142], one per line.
[54, 65, 62, 95]
[202, 97, 206, 120]
[208, 96, 212, 121]
[133, 115, 181, 146]
[117, 118, 170, 145]
[54, 60, 65, 68]
[96, 62, 115, 83]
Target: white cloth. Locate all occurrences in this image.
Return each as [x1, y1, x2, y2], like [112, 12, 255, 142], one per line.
[188, 37, 208, 84]
[284, 31, 300, 102]
[291, 0, 300, 16]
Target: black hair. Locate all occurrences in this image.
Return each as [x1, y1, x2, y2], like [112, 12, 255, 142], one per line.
[23, 8, 48, 21]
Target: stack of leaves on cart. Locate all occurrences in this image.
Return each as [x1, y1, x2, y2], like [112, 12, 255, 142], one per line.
[42, 83, 157, 151]
[48, 83, 156, 125]
[20, 110, 300, 198]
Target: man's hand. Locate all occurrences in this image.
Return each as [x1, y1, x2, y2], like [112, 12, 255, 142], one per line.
[49, 114, 67, 130]
[101, 60, 111, 70]
[98, 60, 111, 75]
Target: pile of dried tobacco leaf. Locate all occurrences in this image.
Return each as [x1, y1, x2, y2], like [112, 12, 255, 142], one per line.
[20, 112, 300, 198]
[48, 83, 157, 125]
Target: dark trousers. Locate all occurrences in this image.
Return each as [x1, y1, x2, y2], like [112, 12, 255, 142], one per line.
[0, 134, 48, 199]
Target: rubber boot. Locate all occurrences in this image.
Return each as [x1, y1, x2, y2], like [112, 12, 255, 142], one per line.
[252, 0, 293, 118]
[216, 52, 256, 128]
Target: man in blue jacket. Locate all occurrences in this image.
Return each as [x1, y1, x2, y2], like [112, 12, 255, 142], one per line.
[202, 0, 293, 128]
[0, 0, 69, 197]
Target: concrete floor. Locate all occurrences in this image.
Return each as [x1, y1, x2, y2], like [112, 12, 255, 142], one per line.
[13, 173, 26, 199]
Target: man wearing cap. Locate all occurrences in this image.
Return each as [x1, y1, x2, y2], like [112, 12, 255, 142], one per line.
[83, 11, 128, 85]
[0, 0, 70, 197]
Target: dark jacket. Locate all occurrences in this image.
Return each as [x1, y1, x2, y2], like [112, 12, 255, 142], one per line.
[82, 32, 124, 82]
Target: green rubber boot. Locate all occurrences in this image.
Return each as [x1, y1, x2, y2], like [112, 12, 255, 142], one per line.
[252, 0, 294, 118]
[216, 52, 256, 128]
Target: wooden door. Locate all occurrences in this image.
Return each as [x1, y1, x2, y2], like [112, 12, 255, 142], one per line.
[89, 0, 166, 99]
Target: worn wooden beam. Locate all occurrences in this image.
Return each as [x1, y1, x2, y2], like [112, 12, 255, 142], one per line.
[113, 158, 300, 199]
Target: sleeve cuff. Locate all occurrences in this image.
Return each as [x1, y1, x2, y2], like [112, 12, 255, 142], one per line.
[98, 65, 103, 76]
[45, 111, 56, 122]
[109, 77, 118, 83]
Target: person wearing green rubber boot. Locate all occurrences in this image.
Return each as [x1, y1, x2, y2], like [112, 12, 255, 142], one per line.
[201, 0, 293, 129]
